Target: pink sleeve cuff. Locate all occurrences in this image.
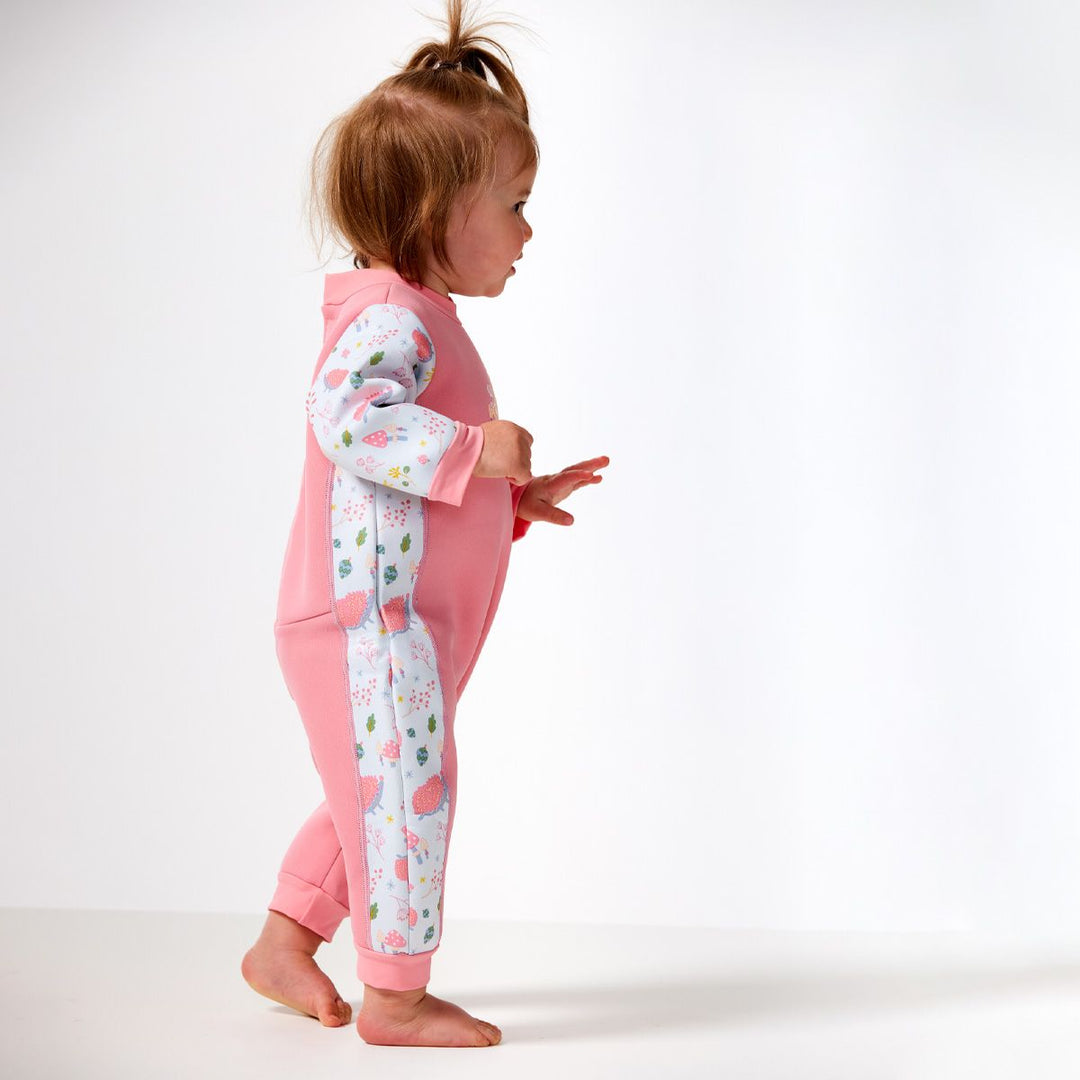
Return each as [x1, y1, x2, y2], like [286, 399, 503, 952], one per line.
[428, 422, 485, 506]
[509, 480, 532, 542]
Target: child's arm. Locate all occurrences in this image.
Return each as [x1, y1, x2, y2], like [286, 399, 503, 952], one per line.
[307, 303, 483, 506]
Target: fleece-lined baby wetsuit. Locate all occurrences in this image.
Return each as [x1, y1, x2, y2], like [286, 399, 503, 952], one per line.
[267, 268, 531, 991]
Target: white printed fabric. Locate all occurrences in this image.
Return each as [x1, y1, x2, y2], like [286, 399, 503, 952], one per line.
[311, 304, 457, 957]
[306, 304, 460, 498]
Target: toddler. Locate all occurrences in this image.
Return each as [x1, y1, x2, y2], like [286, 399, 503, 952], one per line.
[241, 0, 608, 1048]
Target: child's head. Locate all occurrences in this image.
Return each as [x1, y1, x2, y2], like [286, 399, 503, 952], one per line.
[308, 0, 539, 298]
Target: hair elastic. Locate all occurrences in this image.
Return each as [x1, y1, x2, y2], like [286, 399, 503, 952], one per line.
[434, 59, 462, 70]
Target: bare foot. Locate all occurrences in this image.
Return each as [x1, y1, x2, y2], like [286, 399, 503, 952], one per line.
[241, 910, 352, 1027]
[356, 984, 502, 1047]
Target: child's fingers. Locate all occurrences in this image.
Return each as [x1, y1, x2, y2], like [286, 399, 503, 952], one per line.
[556, 468, 604, 483]
[561, 455, 609, 473]
[556, 470, 603, 489]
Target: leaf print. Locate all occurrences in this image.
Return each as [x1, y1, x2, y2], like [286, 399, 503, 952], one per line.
[368, 351, 385, 365]
[406, 727, 416, 738]
[366, 714, 376, 733]
[401, 533, 411, 553]
[428, 715, 436, 733]
[342, 430, 353, 447]
[355, 527, 368, 547]
[423, 925, 435, 943]
[370, 902, 379, 921]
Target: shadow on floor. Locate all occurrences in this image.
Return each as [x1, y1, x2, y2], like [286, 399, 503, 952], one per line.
[448, 960, 1080, 1042]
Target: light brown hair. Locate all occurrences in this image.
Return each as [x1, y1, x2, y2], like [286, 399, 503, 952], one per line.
[307, 0, 540, 285]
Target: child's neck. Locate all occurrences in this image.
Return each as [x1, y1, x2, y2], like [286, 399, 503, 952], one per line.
[367, 259, 451, 300]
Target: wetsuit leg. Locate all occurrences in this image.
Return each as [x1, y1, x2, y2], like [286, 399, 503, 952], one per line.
[268, 800, 349, 943]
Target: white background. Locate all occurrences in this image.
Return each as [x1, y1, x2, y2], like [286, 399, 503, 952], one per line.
[1, 0, 1078, 934]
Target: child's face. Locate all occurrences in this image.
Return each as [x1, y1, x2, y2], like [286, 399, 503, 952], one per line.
[425, 138, 536, 299]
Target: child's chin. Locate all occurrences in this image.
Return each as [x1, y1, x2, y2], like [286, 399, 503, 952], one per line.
[456, 279, 507, 299]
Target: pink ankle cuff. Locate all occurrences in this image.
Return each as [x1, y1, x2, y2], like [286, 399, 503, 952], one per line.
[356, 945, 435, 990]
[269, 871, 350, 943]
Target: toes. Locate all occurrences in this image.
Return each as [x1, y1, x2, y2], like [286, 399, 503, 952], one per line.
[476, 1020, 502, 1044]
[318, 996, 352, 1026]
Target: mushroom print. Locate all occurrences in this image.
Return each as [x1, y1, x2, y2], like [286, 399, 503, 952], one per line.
[402, 824, 429, 864]
[377, 733, 401, 767]
[377, 929, 407, 953]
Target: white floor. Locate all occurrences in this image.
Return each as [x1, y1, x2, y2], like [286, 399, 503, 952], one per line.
[4, 909, 1080, 1079]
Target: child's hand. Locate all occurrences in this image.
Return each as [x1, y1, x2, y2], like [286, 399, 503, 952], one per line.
[474, 420, 533, 485]
[516, 456, 609, 526]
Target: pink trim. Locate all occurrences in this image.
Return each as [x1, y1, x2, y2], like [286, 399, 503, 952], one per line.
[509, 480, 532, 541]
[355, 945, 434, 990]
[428, 422, 485, 506]
[269, 872, 349, 944]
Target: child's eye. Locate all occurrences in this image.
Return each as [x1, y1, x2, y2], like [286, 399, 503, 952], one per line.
[513, 201, 527, 214]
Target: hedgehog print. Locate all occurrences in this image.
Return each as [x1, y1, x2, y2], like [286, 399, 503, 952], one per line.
[412, 772, 449, 818]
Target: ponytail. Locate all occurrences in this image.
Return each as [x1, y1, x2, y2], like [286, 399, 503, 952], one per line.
[400, 0, 534, 124]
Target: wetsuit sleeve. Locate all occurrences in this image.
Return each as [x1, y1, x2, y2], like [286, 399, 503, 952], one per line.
[307, 303, 485, 506]
[509, 480, 532, 541]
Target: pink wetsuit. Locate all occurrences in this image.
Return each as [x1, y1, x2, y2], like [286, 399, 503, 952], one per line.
[268, 268, 530, 990]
